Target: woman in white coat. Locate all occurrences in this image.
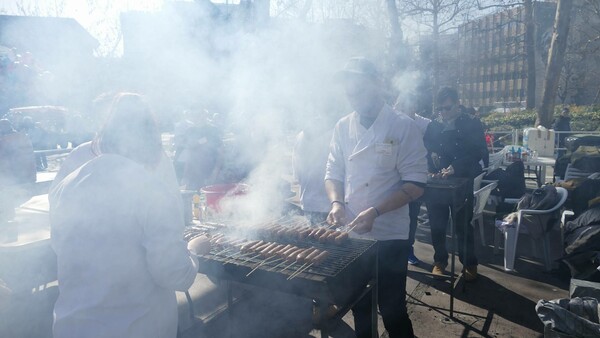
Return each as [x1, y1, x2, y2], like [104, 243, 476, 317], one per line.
[50, 93, 201, 338]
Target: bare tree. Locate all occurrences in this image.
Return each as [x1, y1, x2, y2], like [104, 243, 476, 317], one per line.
[538, 0, 574, 127]
[386, 0, 410, 74]
[398, 0, 477, 103]
[556, 0, 600, 105]
[14, 0, 66, 17]
[85, 0, 123, 57]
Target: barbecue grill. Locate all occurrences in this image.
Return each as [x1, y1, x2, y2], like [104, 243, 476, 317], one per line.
[184, 220, 378, 337]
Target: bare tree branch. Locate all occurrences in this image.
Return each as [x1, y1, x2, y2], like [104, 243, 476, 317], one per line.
[475, 0, 523, 11]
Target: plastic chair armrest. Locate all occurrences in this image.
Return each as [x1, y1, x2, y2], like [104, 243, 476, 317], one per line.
[561, 210, 575, 226]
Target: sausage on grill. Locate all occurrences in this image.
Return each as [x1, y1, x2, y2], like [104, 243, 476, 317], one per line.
[296, 248, 317, 263]
[240, 240, 261, 252]
[259, 243, 278, 256]
[266, 244, 286, 257]
[250, 241, 269, 253]
[334, 232, 349, 245]
[307, 228, 321, 239]
[280, 246, 299, 257]
[304, 249, 321, 263]
[298, 229, 311, 240]
[312, 250, 329, 266]
[312, 228, 327, 239]
[286, 248, 306, 261]
[317, 230, 334, 242]
[325, 231, 339, 243]
[274, 244, 292, 255]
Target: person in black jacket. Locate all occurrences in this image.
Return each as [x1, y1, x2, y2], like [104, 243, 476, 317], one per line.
[553, 107, 571, 157]
[423, 87, 488, 281]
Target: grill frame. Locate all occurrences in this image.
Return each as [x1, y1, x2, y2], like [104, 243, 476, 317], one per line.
[193, 230, 377, 305]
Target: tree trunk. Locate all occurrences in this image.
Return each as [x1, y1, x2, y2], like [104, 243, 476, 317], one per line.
[432, 10, 440, 109]
[386, 0, 406, 72]
[298, 0, 313, 20]
[538, 0, 574, 127]
[524, 0, 536, 109]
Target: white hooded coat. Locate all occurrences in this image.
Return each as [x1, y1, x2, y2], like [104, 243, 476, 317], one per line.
[49, 154, 198, 338]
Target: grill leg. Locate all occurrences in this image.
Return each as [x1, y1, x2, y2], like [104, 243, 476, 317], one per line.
[371, 251, 378, 338]
[449, 205, 455, 319]
[318, 301, 328, 338]
[227, 281, 233, 338]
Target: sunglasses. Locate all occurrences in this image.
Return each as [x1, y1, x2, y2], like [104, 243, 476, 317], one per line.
[438, 105, 454, 112]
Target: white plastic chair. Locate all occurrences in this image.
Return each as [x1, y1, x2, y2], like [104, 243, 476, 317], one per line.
[473, 172, 486, 191]
[484, 149, 506, 174]
[503, 187, 568, 272]
[472, 181, 498, 246]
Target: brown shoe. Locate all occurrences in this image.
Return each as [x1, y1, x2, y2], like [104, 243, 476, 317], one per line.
[431, 262, 447, 279]
[463, 265, 478, 282]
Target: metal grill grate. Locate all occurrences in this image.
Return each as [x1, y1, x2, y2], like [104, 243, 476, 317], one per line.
[184, 221, 376, 279]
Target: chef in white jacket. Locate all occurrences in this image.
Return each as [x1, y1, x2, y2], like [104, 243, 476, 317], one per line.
[326, 58, 427, 338]
[50, 93, 201, 338]
[292, 116, 334, 225]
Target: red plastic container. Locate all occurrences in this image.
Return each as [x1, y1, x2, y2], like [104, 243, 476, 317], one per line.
[200, 183, 248, 212]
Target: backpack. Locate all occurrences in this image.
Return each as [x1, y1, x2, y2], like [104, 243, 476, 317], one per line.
[485, 160, 526, 199]
[516, 185, 562, 238]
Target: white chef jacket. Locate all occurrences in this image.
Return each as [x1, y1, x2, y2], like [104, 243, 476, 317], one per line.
[50, 154, 198, 338]
[292, 130, 332, 213]
[50, 140, 181, 199]
[325, 104, 428, 241]
[412, 113, 431, 135]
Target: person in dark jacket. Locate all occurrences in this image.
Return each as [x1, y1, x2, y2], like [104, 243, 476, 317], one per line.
[423, 87, 488, 281]
[553, 107, 571, 157]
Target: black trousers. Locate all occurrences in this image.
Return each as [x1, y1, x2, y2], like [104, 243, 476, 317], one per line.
[352, 239, 414, 338]
[426, 192, 478, 267]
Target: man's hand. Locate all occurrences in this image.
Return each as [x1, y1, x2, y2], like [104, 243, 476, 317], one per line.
[347, 207, 378, 234]
[327, 203, 346, 227]
[441, 165, 455, 178]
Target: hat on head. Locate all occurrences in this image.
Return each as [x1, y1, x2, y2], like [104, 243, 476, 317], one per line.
[335, 57, 379, 82]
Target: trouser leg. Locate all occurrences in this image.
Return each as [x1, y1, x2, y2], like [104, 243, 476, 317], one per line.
[427, 203, 450, 265]
[456, 194, 478, 266]
[408, 202, 420, 246]
[378, 240, 414, 338]
[352, 240, 414, 338]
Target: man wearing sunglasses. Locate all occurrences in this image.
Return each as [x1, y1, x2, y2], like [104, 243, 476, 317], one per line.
[423, 87, 488, 281]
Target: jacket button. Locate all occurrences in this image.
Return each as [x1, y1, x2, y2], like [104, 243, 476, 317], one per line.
[365, 183, 369, 187]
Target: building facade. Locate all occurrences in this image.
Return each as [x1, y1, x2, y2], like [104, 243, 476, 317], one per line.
[457, 2, 556, 109]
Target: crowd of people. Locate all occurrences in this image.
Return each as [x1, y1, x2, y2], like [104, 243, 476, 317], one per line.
[5, 57, 492, 338]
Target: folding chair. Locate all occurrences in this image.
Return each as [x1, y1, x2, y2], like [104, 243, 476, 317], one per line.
[472, 181, 498, 246]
